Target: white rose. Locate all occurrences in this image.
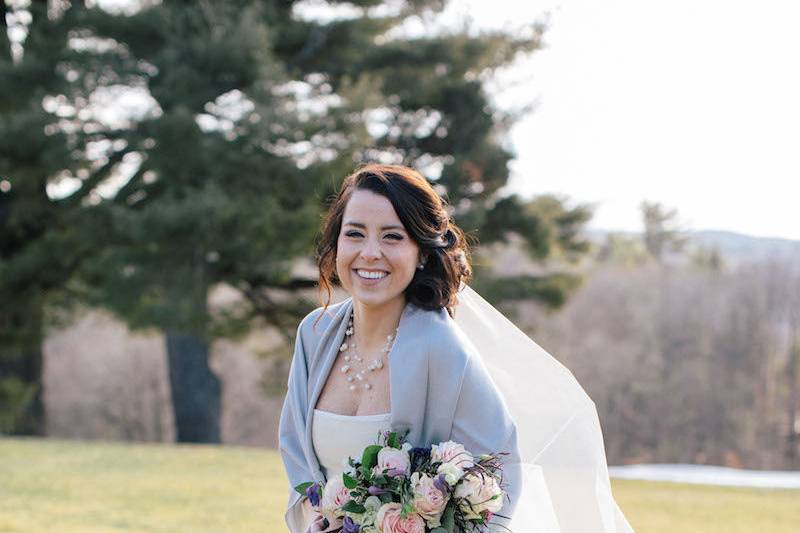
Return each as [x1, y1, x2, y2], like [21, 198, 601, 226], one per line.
[454, 473, 504, 519]
[436, 461, 464, 485]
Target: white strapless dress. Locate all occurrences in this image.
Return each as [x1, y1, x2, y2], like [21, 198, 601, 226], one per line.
[311, 409, 392, 482]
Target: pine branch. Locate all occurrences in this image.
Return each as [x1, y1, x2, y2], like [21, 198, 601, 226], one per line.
[61, 147, 132, 208]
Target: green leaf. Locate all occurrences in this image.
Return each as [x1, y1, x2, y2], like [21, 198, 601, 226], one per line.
[293, 481, 313, 495]
[361, 444, 382, 470]
[387, 431, 399, 448]
[342, 472, 358, 489]
[342, 500, 366, 513]
[430, 528, 447, 533]
[442, 504, 456, 532]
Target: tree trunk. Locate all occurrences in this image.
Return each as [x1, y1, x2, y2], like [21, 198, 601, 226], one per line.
[0, 296, 45, 436]
[786, 332, 799, 467]
[165, 330, 221, 443]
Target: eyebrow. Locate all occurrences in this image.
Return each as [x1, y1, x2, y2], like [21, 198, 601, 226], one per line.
[343, 221, 406, 231]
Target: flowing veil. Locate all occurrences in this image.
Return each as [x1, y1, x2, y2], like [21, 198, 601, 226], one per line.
[453, 284, 634, 533]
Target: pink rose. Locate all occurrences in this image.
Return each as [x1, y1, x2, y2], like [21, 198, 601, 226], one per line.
[372, 447, 411, 477]
[410, 472, 448, 527]
[454, 473, 504, 519]
[320, 476, 350, 520]
[375, 502, 425, 533]
[431, 440, 474, 470]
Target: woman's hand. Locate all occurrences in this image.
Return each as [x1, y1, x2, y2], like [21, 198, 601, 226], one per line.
[302, 499, 341, 533]
[304, 513, 331, 533]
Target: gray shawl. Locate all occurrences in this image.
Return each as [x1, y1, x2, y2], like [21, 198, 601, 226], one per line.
[279, 297, 522, 532]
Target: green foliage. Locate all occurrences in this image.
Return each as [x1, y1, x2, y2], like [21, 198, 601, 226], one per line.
[441, 502, 456, 532]
[361, 444, 383, 473]
[0, 0, 584, 334]
[641, 201, 688, 262]
[342, 499, 367, 513]
[293, 480, 314, 495]
[386, 430, 400, 448]
[474, 272, 583, 309]
[595, 232, 650, 266]
[342, 472, 358, 489]
[0, 376, 37, 433]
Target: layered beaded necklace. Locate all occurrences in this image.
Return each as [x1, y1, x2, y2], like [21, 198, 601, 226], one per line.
[338, 309, 399, 392]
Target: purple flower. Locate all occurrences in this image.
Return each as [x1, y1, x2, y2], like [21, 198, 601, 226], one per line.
[305, 482, 321, 507]
[433, 473, 451, 495]
[409, 446, 431, 471]
[342, 516, 360, 533]
[368, 485, 388, 496]
[387, 467, 407, 477]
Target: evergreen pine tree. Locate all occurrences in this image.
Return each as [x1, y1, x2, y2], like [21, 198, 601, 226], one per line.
[1, 0, 592, 440]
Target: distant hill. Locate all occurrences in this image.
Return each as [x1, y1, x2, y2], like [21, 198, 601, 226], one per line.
[587, 229, 800, 265]
[690, 230, 800, 263]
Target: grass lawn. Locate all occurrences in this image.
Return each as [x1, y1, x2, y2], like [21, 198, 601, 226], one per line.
[1, 437, 798, 532]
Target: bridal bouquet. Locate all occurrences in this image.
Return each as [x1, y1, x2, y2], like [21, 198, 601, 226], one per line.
[294, 429, 509, 533]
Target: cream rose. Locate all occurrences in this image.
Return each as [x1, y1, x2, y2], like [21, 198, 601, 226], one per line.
[372, 447, 411, 477]
[320, 475, 350, 520]
[454, 473, 504, 519]
[375, 503, 425, 533]
[410, 472, 448, 527]
[431, 440, 474, 470]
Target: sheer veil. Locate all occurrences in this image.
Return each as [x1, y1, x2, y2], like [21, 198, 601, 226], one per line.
[454, 284, 634, 533]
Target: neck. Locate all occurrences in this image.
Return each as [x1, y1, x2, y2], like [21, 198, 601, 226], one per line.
[351, 296, 406, 350]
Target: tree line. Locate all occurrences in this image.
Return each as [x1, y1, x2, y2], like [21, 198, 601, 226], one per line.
[514, 207, 800, 470]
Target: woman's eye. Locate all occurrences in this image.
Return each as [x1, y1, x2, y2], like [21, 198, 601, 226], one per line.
[344, 230, 402, 240]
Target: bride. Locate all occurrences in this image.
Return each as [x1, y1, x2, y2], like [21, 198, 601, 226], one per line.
[278, 164, 633, 532]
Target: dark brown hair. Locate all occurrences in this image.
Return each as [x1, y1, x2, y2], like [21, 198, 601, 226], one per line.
[316, 164, 472, 320]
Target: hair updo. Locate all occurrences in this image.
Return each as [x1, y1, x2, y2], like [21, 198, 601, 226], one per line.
[316, 164, 472, 318]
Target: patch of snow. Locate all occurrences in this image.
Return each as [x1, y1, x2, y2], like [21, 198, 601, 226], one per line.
[608, 463, 800, 489]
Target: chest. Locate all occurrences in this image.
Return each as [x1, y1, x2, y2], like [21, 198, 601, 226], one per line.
[314, 349, 392, 416]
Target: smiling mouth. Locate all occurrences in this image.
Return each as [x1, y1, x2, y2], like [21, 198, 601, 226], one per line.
[354, 269, 389, 280]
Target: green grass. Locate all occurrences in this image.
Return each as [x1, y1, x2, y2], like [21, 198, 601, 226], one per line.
[1, 437, 798, 532]
[612, 478, 800, 533]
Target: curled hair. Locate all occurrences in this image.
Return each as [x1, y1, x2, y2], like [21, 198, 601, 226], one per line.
[316, 164, 472, 321]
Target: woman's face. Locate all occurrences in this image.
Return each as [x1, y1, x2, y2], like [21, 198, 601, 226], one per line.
[335, 189, 423, 309]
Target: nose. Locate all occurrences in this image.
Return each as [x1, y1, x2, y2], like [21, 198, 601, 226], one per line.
[359, 236, 382, 260]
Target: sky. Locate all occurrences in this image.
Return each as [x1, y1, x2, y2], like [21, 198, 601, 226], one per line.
[455, 0, 800, 240]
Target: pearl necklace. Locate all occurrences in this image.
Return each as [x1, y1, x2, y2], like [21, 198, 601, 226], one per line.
[338, 309, 399, 392]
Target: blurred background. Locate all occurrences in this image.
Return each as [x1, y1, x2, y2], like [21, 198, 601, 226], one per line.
[1, 0, 799, 530]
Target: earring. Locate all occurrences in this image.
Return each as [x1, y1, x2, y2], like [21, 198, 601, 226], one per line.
[417, 263, 424, 270]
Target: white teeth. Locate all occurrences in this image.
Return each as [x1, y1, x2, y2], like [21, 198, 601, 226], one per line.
[356, 270, 388, 280]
